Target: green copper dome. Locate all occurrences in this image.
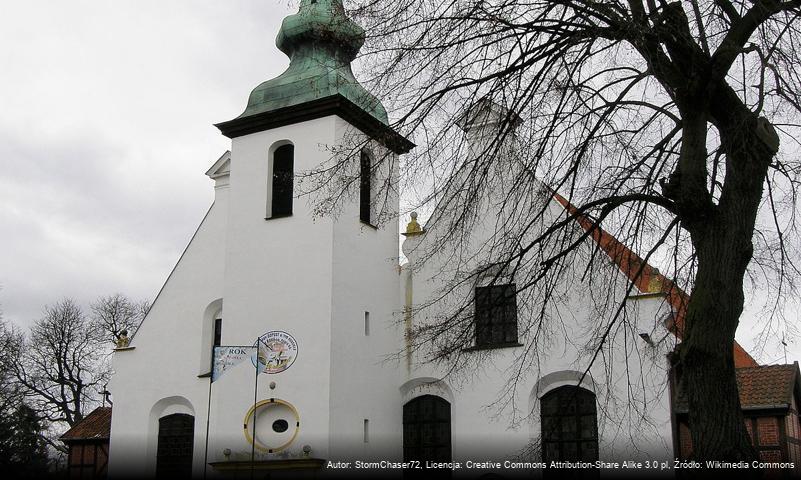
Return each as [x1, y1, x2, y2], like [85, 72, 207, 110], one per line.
[237, 0, 388, 124]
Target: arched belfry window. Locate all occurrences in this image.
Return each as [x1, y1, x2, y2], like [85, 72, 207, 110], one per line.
[403, 395, 451, 462]
[541, 386, 598, 464]
[359, 150, 372, 225]
[271, 144, 294, 217]
[156, 413, 195, 478]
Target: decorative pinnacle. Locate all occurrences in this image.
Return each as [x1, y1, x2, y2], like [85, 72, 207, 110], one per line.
[276, 0, 365, 63]
[404, 212, 423, 235]
[646, 275, 664, 294]
[233, 0, 389, 125]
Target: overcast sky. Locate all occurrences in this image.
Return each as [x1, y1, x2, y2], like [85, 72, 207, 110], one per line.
[0, 0, 292, 327]
[0, 1, 795, 365]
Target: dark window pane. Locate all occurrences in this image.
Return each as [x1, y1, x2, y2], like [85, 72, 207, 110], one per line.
[272, 144, 294, 217]
[360, 151, 371, 224]
[474, 284, 518, 347]
[213, 318, 222, 348]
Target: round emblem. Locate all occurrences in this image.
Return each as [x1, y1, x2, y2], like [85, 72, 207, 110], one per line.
[251, 331, 298, 374]
[243, 398, 300, 452]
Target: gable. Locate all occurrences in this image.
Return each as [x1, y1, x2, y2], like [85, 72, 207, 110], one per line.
[205, 150, 231, 179]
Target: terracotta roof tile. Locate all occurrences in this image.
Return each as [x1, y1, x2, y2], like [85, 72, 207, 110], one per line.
[674, 363, 799, 412]
[60, 407, 111, 441]
[736, 363, 799, 408]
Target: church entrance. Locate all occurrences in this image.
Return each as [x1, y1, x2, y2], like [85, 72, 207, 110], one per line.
[155, 413, 195, 478]
[403, 395, 452, 463]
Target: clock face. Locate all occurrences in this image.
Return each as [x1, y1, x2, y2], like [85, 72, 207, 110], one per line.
[252, 330, 298, 374]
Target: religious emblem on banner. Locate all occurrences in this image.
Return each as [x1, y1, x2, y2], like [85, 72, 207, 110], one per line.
[251, 331, 298, 374]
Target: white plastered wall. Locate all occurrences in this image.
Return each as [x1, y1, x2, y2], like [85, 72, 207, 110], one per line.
[400, 184, 677, 471]
[108, 176, 230, 478]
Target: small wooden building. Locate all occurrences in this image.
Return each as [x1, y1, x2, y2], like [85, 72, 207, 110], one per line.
[674, 362, 801, 475]
[60, 407, 112, 479]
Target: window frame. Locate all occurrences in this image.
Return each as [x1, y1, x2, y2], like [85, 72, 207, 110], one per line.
[471, 282, 520, 349]
[212, 318, 222, 349]
[359, 150, 374, 226]
[269, 144, 294, 219]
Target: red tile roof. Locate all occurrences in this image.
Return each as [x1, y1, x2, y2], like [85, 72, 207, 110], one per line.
[736, 363, 800, 408]
[551, 191, 758, 368]
[60, 407, 111, 442]
[675, 363, 800, 412]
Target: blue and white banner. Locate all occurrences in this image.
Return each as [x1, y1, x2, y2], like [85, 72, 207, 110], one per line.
[212, 346, 256, 383]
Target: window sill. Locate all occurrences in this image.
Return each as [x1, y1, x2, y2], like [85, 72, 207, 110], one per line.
[265, 214, 293, 221]
[463, 342, 523, 352]
[198, 372, 212, 378]
[360, 220, 378, 230]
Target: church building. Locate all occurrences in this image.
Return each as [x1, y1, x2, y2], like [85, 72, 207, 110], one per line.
[103, 1, 801, 478]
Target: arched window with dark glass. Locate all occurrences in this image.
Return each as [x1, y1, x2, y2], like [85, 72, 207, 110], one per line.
[271, 144, 294, 217]
[541, 386, 598, 467]
[359, 150, 372, 225]
[156, 413, 195, 478]
[403, 395, 451, 462]
[213, 318, 222, 349]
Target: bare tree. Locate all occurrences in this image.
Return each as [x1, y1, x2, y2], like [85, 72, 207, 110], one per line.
[302, 0, 801, 463]
[4, 299, 109, 451]
[91, 293, 150, 344]
[0, 330, 49, 478]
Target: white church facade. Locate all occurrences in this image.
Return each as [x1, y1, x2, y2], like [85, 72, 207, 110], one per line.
[104, 1, 795, 479]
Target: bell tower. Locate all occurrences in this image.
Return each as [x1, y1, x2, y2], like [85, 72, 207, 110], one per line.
[216, 0, 410, 150]
[208, 0, 412, 466]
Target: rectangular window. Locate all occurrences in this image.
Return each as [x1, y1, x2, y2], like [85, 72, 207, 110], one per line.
[213, 318, 222, 347]
[364, 419, 369, 443]
[359, 151, 372, 224]
[364, 311, 370, 336]
[474, 284, 518, 347]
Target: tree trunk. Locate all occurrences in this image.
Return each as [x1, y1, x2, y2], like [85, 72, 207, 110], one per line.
[679, 103, 775, 465]
[680, 235, 756, 462]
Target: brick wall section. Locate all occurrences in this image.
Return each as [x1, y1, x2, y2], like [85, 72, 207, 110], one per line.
[679, 418, 785, 459]
[758, 417, 781, 446]
[790, 443, 801, 465]
[787, 412, 800, 440]
[759, 449, 783, 462]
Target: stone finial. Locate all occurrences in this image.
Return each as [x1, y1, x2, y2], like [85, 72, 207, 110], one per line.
[115, 330, 130, 349]
[404, 212, 423, 235]
[646, 275, 664, 294]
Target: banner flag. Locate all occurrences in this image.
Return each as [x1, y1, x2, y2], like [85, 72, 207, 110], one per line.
[212, 346, 256, 383]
